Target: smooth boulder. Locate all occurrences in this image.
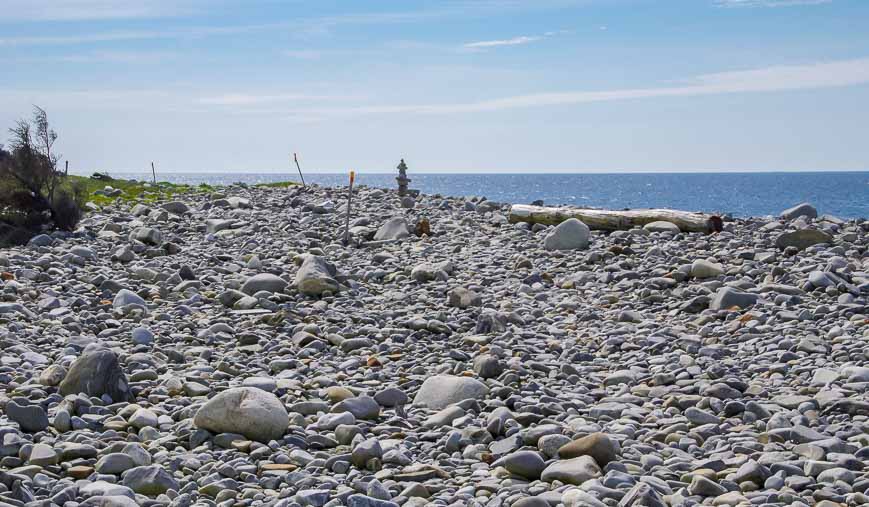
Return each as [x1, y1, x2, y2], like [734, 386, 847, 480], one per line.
[709, 287, 758, 311]
[113, 289, 146, 310]
[541, 455, 601, 485]
[780, 202, 817, 220]
[129, 227, 162, 246]
[373, 217, 410, 241]
[240, 273, 288, 295]
[775, 229, 833, 250]
[194, 387, 289, 443]
[59, 349, 132, 402]
[543, 218, 590, 251]
[557, 433, 620, 466]
[643, 221, 680, 233]
[294, 255, 340, 296]
[690, 259, 724, 279]
[122, 465, 179, 495]
[413, 375, 489, 409]
[6, 401, 49, 432]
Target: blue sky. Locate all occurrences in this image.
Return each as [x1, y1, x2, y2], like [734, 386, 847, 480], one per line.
[1, 0, 868, 173]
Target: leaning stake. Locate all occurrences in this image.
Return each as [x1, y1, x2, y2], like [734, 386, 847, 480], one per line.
[293, 153, 307, 189]
[343, 171, 355, 245]
[150, 161, 157, 184]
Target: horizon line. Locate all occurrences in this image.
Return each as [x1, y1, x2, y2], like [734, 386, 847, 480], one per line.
[83, 169, 869, 175]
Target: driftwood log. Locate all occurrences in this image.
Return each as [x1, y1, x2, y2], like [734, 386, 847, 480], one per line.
[509, 205, 721, 233]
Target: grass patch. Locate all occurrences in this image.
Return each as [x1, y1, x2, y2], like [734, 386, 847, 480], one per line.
[67, 174, 197, 206]
[65, 174, 297, 207]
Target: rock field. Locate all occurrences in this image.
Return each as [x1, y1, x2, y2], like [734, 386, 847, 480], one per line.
[0, 183, 867, 507]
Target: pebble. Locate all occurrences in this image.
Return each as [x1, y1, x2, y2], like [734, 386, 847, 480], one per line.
[0, 190, 865, 507]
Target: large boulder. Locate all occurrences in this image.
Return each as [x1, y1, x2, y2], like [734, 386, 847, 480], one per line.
[557, 433, 620, 466]
[492, 450, 547, 480]
[6, 401, 49, 432]
[643, 221, 680, 233]
[161, 201, 190, 214]
[780, 202, 817, 220]
[447, 287, 482, 308]
[206, 219, 234, 234]
[194, 387, 289, 443]
[240, 273, 288, 295]
[541, 455, 601, 485]
[709, 287, 758, 311]
[122, 465, 179, 495]
[413, 375, 489, 409]
[59, 349, 132, 402]
[775, 229, 832, 251]
[690, 259, 724, 279]
[373, 217, 410, 241]
[129, 227, 162, 246]
[543, 219, 590, 251]
[411, 261, 454, 283]
[294, 255, 340, 296]
[113, 289, 146, 310]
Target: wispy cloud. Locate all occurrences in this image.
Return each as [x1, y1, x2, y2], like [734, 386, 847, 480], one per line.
[0, 11, 443, 46]
[6, 58, 867, 121]
[464, 35, 542, 49]
[197, 93, 361, 106]
[265, 57, 869, 118]
[0, 0, 206, 21]
[714, 0, 832, 7]
[463, 30, 567, 50]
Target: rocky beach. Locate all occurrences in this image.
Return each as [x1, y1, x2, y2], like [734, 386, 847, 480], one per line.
[0, 181, 867, 507]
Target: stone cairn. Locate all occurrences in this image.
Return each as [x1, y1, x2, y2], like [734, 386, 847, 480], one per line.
[396, 159, 411, 196]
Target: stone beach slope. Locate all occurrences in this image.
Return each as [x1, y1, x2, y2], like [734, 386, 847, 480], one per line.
[0, 183, 868, 507]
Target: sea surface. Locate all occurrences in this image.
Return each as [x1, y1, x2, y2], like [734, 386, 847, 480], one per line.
[96, 171, 869, 218]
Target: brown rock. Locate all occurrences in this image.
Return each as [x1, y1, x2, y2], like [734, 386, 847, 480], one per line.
[557, 432, 620, 466]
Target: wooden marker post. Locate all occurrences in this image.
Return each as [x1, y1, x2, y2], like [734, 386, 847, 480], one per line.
[64, 160, 68, 176]
[343, 171, 355, 245]
[151, 162, 157, 184]
[293, 153, 307, 189]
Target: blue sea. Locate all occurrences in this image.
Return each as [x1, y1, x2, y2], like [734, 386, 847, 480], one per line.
[97, 171, 869, 219]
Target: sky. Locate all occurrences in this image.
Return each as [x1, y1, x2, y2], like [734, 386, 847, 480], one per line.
[1, 0, 868, 174]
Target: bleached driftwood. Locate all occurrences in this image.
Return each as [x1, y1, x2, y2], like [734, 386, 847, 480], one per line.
[508, 204, 720, 233]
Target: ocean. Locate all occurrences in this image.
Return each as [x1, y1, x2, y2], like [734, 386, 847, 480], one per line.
[93, 171, 869, 219]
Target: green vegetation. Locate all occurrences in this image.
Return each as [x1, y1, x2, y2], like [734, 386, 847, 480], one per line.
[1, 107, 87, 243]
[68, 174, 200, 206]
[71, 175, 297, 207]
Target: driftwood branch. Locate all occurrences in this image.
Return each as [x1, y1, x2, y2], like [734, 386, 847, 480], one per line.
[509, 204, 720, 233]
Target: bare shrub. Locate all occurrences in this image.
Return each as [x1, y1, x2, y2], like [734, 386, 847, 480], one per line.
[0, 106, 84, 239]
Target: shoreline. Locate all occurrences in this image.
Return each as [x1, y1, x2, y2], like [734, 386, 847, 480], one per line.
[75, 173, 869, 220]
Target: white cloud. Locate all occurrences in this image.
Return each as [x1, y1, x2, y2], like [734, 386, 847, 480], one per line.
[463, 30, 570, 50]
[5, 58, 867, 121]
[0, 0, 204, 21]
[197, 93, 360, 106]
[714, 0, 832, 7]
[464, 35, 542, 48]
[274, 57, 869, 117]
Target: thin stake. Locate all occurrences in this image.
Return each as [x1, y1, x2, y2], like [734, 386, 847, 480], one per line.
[293, 153, 307, 188]
[64, 160, 68, 176]
[343, 171, 355, 245]
[151, 162, 157, 184]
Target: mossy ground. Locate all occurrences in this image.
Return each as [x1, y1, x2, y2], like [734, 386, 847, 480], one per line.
[67, 176, 298, 206]
[68, 175, 297, 206]
[68, 175, 205, 206]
